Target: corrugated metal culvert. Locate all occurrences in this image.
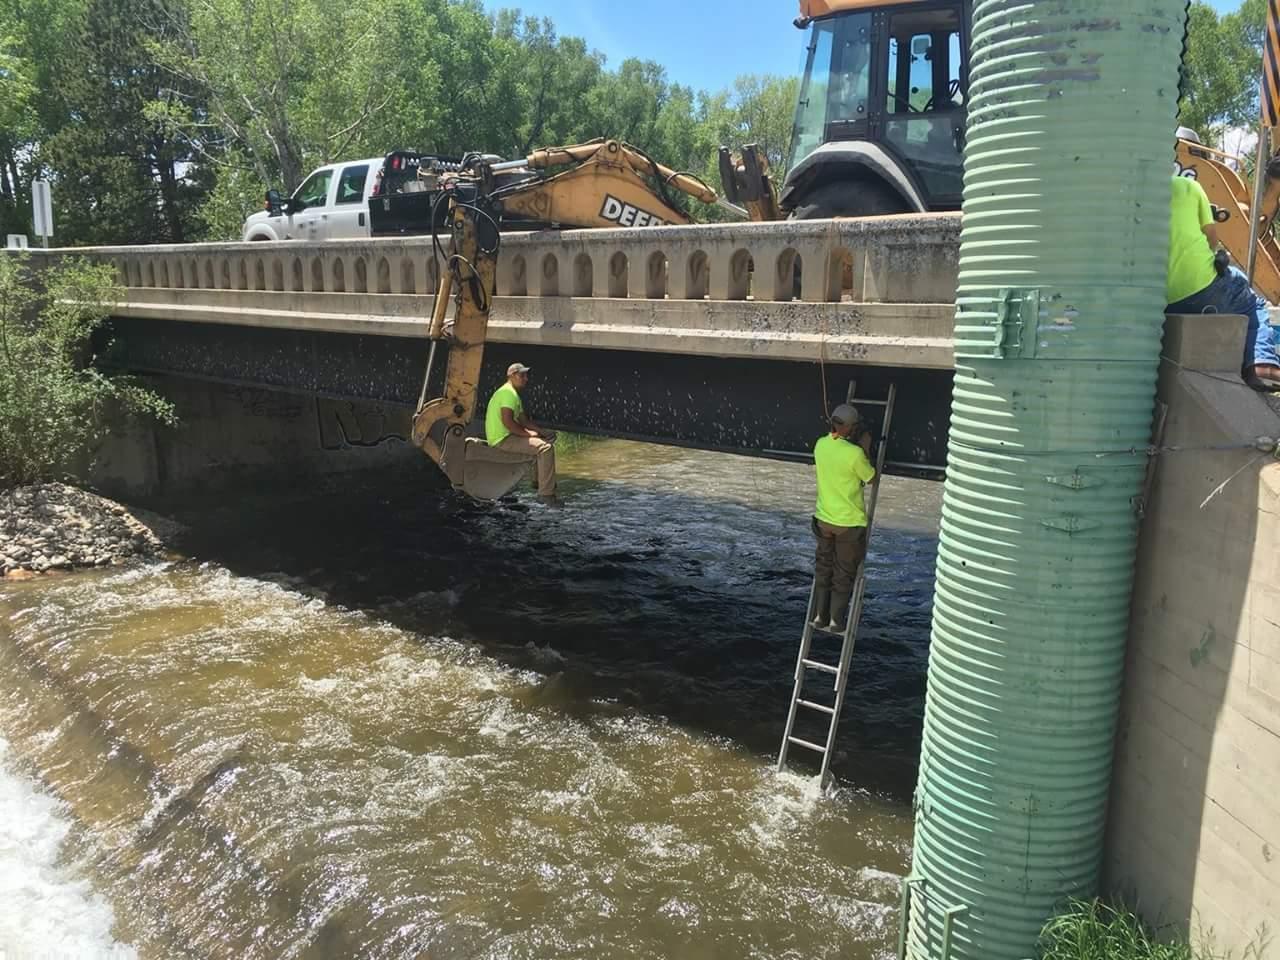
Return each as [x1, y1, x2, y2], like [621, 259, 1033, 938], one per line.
[904, 0, 1188, 956]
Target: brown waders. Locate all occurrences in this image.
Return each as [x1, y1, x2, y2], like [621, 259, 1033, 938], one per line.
[810, 517, 868, 629]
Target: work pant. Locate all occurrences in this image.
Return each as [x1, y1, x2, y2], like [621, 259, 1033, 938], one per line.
[495, 432, 557, 496]
[812, 518, 867, 594]
[1167, 266, 1280, 372]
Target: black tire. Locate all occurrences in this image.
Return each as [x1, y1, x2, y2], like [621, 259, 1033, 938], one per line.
[789, 179, 911, 219]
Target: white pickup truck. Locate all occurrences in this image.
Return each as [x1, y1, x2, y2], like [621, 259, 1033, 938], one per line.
[241, 157, 384, 241]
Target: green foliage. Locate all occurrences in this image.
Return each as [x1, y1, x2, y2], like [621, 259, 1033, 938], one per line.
[1179, 0, 1263, 144]
[1038, 899, 1270, 960]
[1, 0, 1270, 244]
[0, 255, 176, 488]
[3, 0, 803, 244]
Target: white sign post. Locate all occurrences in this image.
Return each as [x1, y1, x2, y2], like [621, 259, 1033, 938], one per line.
[31, 180, 52, 248]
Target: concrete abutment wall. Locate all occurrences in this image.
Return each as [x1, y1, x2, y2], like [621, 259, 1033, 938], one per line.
[1106, 313, 1280, 950]
[89, 376, 421, 500]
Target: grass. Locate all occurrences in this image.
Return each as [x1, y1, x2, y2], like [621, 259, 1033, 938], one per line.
[554, 431, 600, 456]
[1038, 899, 1270, 960]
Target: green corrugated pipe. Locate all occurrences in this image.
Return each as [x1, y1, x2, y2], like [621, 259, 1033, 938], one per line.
[903, 0, 1188, 957]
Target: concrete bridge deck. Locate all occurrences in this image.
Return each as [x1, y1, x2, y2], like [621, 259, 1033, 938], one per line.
[21, 214, 962, 472]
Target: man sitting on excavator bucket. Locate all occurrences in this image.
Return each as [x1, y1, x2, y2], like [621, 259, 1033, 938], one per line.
[484, 363, 560, 504]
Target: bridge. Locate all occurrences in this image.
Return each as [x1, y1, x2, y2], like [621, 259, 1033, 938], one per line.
[24, 214, 960, 476]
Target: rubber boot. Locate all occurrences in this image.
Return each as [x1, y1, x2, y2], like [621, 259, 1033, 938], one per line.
[810, 588, 831, 626]
[828, 591, 853, 631]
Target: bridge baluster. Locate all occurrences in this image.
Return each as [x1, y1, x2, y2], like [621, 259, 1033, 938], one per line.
[539, 253, 560, 297]
[607, 251, 628, 299]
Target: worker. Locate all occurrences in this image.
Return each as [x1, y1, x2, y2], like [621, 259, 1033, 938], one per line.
[484, 362, 559, 502]
[1166, 173, 1280, 391]
[810, 403, 876, 631]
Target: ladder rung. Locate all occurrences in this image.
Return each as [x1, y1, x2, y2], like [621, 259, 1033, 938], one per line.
[797, 698, 836, 716]
[849, 398, 890, 406]
[801, 658, 839, 675]
[787, 735, 828, 754]
[812, 623, 845, 636]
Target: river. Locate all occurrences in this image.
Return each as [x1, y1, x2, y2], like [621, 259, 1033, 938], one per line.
[0, 439, 941, 959]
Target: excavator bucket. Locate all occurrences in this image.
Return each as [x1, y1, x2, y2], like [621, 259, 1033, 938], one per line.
[717, 144, 783, 221]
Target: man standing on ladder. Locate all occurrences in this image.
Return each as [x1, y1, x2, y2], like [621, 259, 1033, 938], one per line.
[811, 404, 876, 631]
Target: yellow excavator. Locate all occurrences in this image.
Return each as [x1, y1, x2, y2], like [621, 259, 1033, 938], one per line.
[401, 142, 781, 499]
[371, 138, 781, 237]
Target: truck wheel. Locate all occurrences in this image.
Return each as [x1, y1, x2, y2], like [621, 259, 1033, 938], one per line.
[789, 179, 910, 219]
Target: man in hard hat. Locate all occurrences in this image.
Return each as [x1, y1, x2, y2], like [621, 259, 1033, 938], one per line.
[485, 362, 559, 502]
[1166, 172, 1280, 391]
[810, 403, 876, 631]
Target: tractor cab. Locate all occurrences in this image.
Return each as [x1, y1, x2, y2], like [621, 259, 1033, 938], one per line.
[784, 0, 970, 218]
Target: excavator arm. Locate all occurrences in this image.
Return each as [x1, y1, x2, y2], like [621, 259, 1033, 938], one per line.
[489, 138, 768, 228]
[410, 190, 534, 499]
[402, 140, 782, 499]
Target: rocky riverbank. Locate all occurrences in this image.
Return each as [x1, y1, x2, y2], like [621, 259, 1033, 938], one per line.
[0, 483, 180, 578]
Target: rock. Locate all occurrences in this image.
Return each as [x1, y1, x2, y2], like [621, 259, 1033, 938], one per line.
[40, 526, 55, 538]
[47, 555, 70, 568]
[8, 545, 29, 560]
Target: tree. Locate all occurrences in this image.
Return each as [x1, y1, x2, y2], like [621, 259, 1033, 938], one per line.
[0, 35, 37, 236]
[42, 0, 207, 244]
[148, 0, 420, 192]
[1179, 0, 1262, 144]
[0, 255, 175, 487]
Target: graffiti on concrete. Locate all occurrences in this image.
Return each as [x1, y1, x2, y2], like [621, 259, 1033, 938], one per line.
[315, 398, 409, 450]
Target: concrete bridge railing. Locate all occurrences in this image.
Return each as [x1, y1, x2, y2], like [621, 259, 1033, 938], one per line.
[17, 213, 961, 369]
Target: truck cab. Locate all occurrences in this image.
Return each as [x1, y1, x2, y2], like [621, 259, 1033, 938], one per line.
[242, 157, 384, 241]
[783, 0, 969, 219]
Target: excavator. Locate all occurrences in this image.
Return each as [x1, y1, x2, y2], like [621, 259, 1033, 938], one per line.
[371, 137, 781, 236]
[401, 140, 781, 499]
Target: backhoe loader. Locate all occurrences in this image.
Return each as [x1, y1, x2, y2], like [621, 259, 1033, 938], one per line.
[370, 138, 781, 236]
[400, 141, 782, 499]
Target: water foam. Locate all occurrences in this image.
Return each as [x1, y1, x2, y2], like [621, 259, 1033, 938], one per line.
[0, 739, 137, 960]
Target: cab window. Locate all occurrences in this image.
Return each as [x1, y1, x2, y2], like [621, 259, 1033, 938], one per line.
[293, 170, 333, 210]
[789, 12, 873, 170]
[336, 164, 369, 205]
[881, 6, 965, 200]
[885, 8, 963, 115]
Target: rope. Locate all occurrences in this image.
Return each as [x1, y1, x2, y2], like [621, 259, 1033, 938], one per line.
[816, 217, 839, 420]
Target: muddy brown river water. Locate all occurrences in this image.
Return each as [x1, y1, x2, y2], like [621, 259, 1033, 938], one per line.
[0, 440, 941, 959]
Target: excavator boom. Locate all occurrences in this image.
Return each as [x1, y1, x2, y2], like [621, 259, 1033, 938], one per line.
[372, 138, 775, 238]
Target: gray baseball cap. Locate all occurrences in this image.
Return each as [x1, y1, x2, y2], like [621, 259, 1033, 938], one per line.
[507, 362, 531, 376]
[830, 403, 860, 426]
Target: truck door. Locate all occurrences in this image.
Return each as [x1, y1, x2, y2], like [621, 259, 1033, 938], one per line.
[289, 167, 335, 240]
[328, 163, 372, 239]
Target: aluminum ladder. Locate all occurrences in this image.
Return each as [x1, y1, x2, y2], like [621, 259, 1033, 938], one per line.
[777, 382, 897, 786]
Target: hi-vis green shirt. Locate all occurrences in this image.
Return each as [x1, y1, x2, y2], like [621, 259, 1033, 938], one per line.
[814, 434, 876, 528]
[1167, 175, 1218, 305]
[485, 382, 524, 446]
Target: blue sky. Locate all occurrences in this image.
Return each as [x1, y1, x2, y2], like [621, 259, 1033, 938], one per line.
[483, 0, 1247, 92]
